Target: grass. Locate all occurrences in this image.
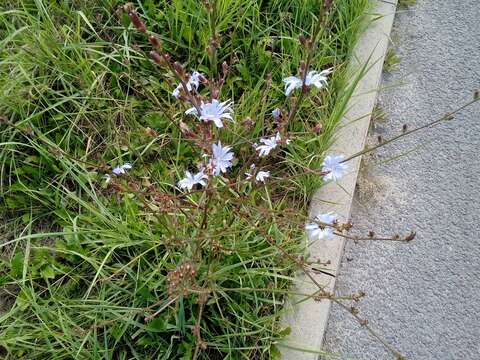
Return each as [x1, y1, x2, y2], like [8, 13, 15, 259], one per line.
[370, 103, 389, 132]
[0, 0, 369, 359]
[383, 47, 401, 73]
[398, 0, 417, 9]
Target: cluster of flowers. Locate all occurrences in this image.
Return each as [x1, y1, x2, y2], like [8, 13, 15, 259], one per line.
[104, 61, 349, 240]
[171, 67, 347, 190]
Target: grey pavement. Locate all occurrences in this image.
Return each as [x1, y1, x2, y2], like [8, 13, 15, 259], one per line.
[323, 1, 480, 359]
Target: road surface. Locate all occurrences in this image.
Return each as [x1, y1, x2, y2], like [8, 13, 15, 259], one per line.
[324, 0, 480, 359]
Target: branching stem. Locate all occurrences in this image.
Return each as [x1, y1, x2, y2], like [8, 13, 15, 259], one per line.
[342, 98, 479, 163]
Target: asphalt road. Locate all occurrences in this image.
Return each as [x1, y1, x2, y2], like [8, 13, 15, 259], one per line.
[323, 1, 480, 359]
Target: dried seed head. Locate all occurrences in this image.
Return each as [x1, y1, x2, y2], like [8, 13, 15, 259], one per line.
[405, 231, 416, 242]
[344, 221, 354, 231]
[166, 262, 198, 296]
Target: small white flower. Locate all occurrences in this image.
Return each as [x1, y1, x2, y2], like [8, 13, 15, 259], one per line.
[185, 99, 233, 128]
[305, 69, 332, 89]
[283, 68, 332, 96]
[209, 141, 234, 176]
[305, 223, 334, 241]
[272, 108, 282, 120]
[255, 132, 281, 157]
[172, 71, 202, 98]
[188, 71, 202, 88]
[255, 171, 270, 183]
[245, 164, 270, 183]
[315, 212, 337, 226]
[321, 154, 348, 182]
[283, 76, 303, 97]
[177, 170, 208, 190]
[112, 163, 132, 175]
[245, 163, 256, 180]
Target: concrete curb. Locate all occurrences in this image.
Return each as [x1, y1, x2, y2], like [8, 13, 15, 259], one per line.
[280, 1, 397, 358]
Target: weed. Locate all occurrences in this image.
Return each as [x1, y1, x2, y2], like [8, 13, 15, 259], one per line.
[383, 47, 401, 72]
[398, 0, 417, 9]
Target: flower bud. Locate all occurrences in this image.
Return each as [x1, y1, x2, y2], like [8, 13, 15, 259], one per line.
[313, 123, 323, 134]
[272, 108, 281, 120]
[198, 73, 207, 83]
[127, 11, 146, 33]
[299, 34, 307, 46]
[222, 61, 229, 76]
[149, 35, 161, 49]
[323, 0, 334, 13]
[150, 51, 162, 65]
[204, 0, 214, 12]
[405, 231, 416, 242]
[179, 122, 195, 137]
[242, 117, 254, 128]
[144, 127, 158, 137]
[173, 61, 185, 78]
[299, 60, 306, 73]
